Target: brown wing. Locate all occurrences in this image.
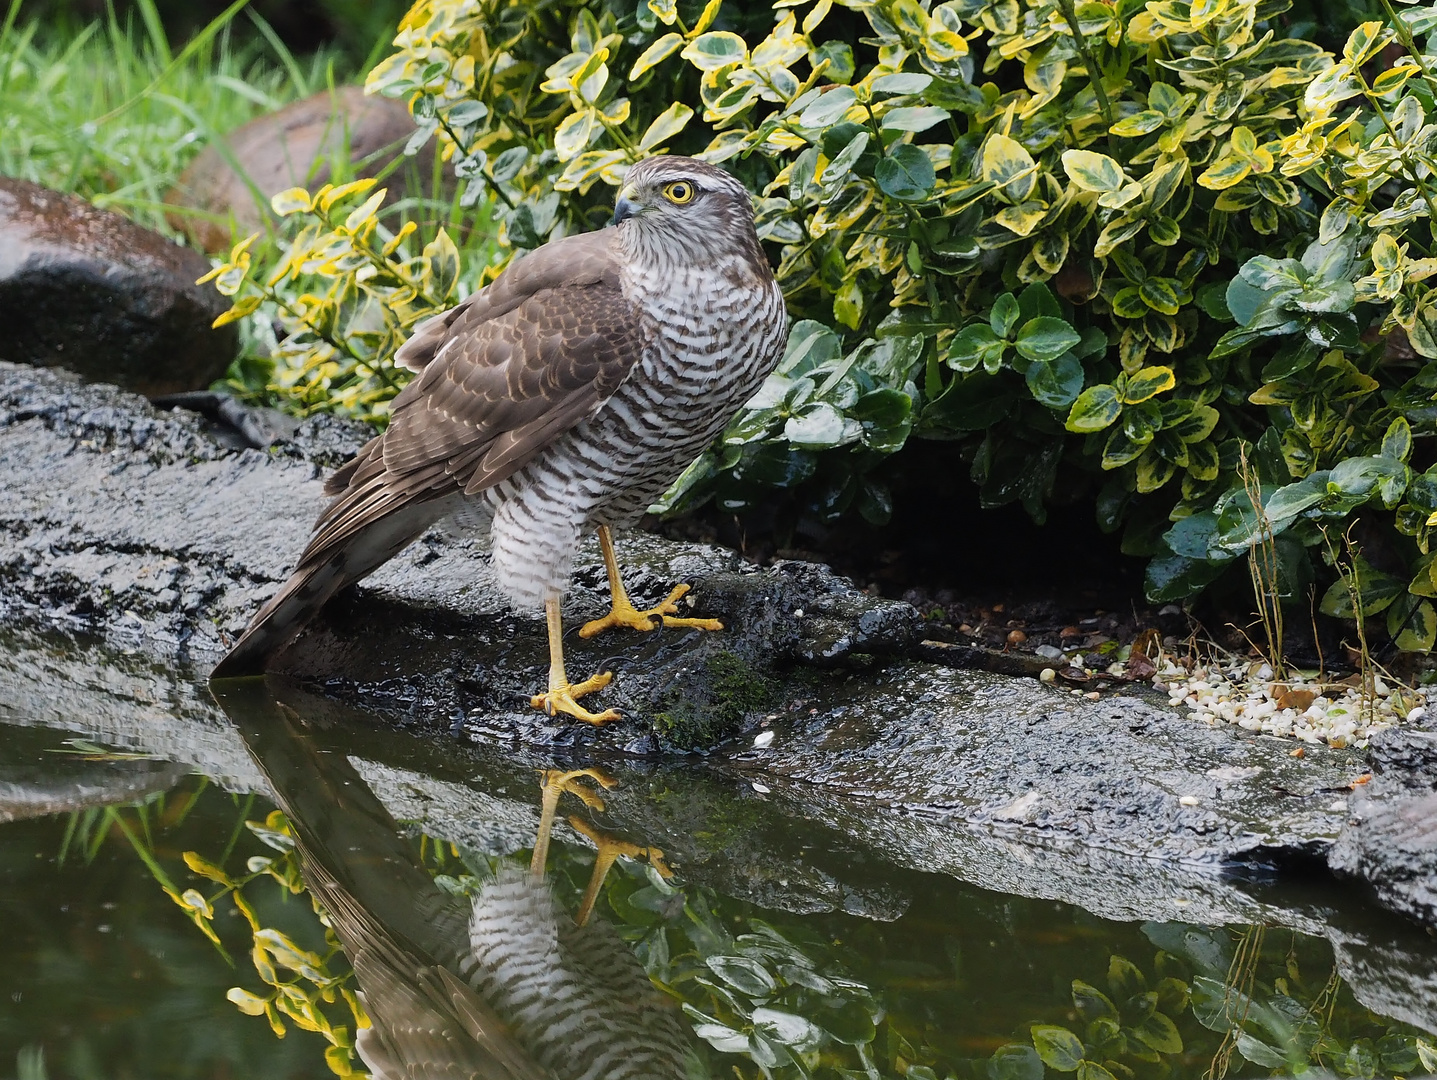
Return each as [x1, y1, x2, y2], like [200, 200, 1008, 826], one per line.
[392, 229, 623, 374]
[305, 230, 645, 565]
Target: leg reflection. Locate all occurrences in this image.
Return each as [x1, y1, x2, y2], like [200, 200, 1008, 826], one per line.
[567, 816, 672, 929]
[529, 768, 616, 879]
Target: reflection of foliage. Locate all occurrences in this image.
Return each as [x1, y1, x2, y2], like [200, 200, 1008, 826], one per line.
[175, 810, 370, 1079]
[1169, 924, 1430, 1080]
[603, 849, 1194, 1080]
[94, 780, 1431, 1080]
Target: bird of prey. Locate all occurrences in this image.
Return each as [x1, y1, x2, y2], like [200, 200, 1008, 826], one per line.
[211, 156, 789, 723]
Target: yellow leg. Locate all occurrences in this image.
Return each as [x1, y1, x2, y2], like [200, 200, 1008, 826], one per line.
[579, 525, 724, 639]
[567, 816, 673, 927]
[531, 597, 620, 725]
[529, 768, 618, 878]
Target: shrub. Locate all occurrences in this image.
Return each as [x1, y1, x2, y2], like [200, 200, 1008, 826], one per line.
[207, 0, 1437, 652]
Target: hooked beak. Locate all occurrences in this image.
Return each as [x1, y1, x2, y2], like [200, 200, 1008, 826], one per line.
[611, 187, 640, 225]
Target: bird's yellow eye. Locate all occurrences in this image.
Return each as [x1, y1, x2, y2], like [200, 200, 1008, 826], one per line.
[662, 181, 696, 205]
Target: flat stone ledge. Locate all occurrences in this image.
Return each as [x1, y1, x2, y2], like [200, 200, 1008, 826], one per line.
[0, 361, 1429, 934]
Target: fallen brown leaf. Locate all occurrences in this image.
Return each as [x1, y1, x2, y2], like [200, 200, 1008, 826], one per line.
[1125, 653, 1157, 681]
[1276, 688, 1316, 712]
[1131, 627, 1162, 659]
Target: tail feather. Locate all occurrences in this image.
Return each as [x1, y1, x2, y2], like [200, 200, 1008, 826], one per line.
[211, 505, 443, 680]
[211, 555, 352, 679]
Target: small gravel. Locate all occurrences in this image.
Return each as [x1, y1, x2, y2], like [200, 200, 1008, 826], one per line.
[1152, 656, 1425, 749]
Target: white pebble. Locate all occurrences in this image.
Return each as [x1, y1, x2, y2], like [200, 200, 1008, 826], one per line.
[1179, 795, 1200, 806]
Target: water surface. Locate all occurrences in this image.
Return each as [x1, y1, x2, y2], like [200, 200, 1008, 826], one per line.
[2, 664, 1434, 1079]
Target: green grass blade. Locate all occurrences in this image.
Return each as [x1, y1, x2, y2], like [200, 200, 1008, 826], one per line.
[89, 0, 253, 126]
[133, 0, 172, 65]
[246, 8, 309, 97]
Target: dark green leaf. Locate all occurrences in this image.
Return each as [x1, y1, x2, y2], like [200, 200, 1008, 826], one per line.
[991, 293, 1021, 338]
[1235, 1032, 1289, 1068]
[1108, 957, 1147, 999]
[1027, 353, 1085, 409]
[1073, 981, 1119, 1023]
[852, 387, 912, 426]
[1031, 1026, 1085, 1071]
[706, 954, 777, 997]
[1320, 556, 1405, 618]
[1015, 317, 1082, 362]
[1131, 1012, 1182, 1055]
[876, 143, 936, 201]
[948, 323, 1008, 373]
[989, 1044, 1045, 1080]
[1145, 554, 1229, 601]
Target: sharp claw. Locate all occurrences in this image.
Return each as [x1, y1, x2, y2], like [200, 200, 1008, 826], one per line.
[580, 583, 721, 638]
[531, 672, 619, 725]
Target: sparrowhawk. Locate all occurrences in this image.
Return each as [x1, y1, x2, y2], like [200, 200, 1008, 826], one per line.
[211, 157, 790, 724]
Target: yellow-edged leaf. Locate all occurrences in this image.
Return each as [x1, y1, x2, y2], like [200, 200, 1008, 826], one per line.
[270, 187, 313, 216]
[1123, 365, 1176, 403]
[681, 31, 748, 71]
[639, 102, 694, 151]
[630, 32, 683, 78]
[981, 133, 1037, 202]
[212, 294, 262, 327]
[691, 0, 724, 36]
[317, 178, 378, 214]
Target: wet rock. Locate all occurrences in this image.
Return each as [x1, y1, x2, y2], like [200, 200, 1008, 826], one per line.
[1329, 728, 1437, 928]
[0, 720, 188, 823]
[0, 178, 235, 395]
[0, 361, 1431, 931]
[166, 86, 443, 253]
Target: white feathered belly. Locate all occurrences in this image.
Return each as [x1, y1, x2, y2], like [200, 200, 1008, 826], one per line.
[475, 278, 786, 610]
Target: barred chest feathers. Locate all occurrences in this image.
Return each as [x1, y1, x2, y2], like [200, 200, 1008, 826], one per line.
[558, 254, 785, 524]
[477, 249, 786, 608]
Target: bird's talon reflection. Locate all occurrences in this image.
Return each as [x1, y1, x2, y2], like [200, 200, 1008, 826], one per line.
[566, 816, 673, 927]
[530, 767, 619, 878]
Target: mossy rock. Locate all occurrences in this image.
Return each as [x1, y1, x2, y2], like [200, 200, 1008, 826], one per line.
[652, 650, 777, 753]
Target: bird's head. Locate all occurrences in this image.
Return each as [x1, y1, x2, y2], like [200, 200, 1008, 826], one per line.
[610, 156, 761, 265]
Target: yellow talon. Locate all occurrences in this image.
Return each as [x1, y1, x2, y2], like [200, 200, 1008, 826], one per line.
[530, 768, 620, 877]
[580, 526, 724, 639]
[532, 597, 620, 725]
[567, 816, 676, 926]
[531, 671, 619, 725]
[580, 583, 724, 638]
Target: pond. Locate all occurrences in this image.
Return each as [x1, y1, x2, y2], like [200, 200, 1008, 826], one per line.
[2, 630, 1435, 1080]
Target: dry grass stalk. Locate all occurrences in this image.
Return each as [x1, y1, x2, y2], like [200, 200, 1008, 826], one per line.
[1238, 448, 1285, 681]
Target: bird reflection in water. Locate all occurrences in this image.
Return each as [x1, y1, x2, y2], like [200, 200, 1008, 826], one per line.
[443, 769, 691, 1080]
[219, 685, 703, 1079]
